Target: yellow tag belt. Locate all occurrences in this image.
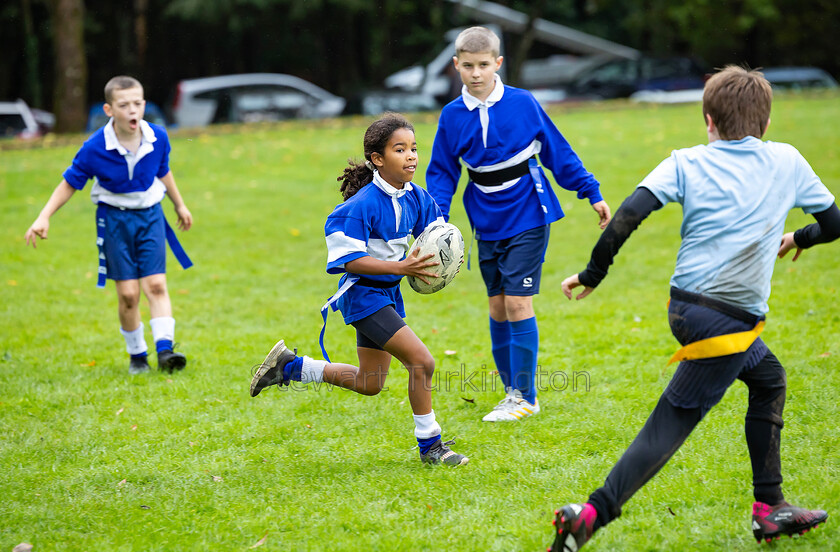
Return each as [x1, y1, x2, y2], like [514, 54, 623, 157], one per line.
[669, 320, 765, 364]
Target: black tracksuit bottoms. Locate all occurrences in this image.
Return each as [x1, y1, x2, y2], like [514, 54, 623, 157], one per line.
[587, 288, 787, 530]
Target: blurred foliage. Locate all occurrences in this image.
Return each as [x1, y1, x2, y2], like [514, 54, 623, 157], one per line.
[2, 0, 839, 123]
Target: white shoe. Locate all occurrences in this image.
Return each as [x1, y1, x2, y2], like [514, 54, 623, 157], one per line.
[482, 388, 540, 422]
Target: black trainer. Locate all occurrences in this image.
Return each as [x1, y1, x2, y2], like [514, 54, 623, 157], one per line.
[550, 503, 597, 552]
[752, 501, 828, 543]
[129, 355, 151, 375]
[419, 438, 469, 466]
[250, 340, 298, 397]
[158, 349, 187, 373]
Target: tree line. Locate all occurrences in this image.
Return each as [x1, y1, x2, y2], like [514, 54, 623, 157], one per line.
[2, 0, 838, 132]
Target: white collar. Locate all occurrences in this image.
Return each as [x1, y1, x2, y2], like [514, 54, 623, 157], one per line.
[372, 170, 413, 198]
[103, 119, 157, 154]
[462, 74, 505, 111]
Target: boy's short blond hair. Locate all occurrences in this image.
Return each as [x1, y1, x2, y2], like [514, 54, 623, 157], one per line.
[703, 66, 772, 140]
[104, 76, 143, 104]
[455, 26, 500, 58]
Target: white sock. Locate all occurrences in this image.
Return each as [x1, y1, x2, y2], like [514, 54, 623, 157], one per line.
[120, 323, 148, 356]
[413, 410, 442, 439]
[149, 316, 175, 343]
[300, 356, 327, 384]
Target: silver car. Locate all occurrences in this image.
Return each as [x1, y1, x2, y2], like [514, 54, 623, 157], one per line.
[169, 73, 346, 128]
[0, 99, 42, 139]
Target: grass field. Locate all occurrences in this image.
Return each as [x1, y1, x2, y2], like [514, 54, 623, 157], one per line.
[1, 93, 839, 551]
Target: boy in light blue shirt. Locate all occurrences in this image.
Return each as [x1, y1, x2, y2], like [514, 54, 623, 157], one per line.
[549, 66, 838, 550]
[25, 76, 193, 375]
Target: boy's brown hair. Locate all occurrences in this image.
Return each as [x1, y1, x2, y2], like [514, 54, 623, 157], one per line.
[104, 76, 143, 104]
[702, 66, 772, 140]
[455, 26, 501, 58]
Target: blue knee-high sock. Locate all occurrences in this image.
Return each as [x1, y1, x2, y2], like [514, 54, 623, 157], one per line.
[510, 317, 539, 404]
[489, 318, 512, 390]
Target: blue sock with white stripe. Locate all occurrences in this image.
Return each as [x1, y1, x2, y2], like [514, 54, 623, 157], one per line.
[418, 435, 441, 455]
[155, 339, 173, 354]
[510, 317, 539, 404]
[283, 356, 304, 382]
[489, 318, 512, 389]
[414, 411, 442, 454]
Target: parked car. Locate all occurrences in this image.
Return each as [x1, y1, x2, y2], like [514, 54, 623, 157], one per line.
[86, 101, 168, 133]
[0, 99, 43, 139]
[346, 89, 440, 116]
[562, 56, 709, 100]
[168, 73, 346, 128]
[760, 67, 839, 91]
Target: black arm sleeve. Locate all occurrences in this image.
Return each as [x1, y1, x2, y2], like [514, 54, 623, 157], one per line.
[578, 187, 663, 288]
[792, 203, 840, 249]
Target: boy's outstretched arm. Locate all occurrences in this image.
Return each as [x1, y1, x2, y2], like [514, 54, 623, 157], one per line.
[592, 200, 611, 229]
[562, 187, 662, 300]
[24, 180, 76, 248]
[778, 203, 840, 261]
[160, 171, 192, 231]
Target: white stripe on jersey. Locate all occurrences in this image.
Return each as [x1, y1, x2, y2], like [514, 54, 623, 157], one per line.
[326, 231, 366, 263]
[368, 236, 410, 262]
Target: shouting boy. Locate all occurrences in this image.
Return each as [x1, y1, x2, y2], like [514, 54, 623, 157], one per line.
[25, 76, 193, 375]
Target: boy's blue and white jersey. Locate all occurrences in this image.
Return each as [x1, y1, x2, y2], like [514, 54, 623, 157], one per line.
[640, 136, 835, 315]
[63, 119, 171, 209]
[426, 75, 603, 241]
[325, 171, 444, 323]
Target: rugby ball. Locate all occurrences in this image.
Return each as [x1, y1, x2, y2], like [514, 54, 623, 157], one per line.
[406, 222, 465, 294]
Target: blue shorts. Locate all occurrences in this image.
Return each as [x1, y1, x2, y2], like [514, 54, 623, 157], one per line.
[100, 203, 166, 281]
[337, 277, 405, 324]
[664, 287, 769, 412]
[477, 225, 550, 297]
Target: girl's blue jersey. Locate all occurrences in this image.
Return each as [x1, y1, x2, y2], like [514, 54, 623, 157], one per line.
[324, 172, 444, 323]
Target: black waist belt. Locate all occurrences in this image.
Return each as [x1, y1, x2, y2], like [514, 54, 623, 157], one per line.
[355, 277, 400, 289]
[468, 156, 535, 186]
[670, 287, 762, 326]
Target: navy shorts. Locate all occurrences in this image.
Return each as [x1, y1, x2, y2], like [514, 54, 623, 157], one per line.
[478, 225, 550, 297]
[100, 203, 166, 281]
[664, 288, 769, 412]
[351, 305, 407, 350]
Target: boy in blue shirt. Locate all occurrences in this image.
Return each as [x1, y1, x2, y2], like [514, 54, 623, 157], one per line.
[426, 26, 611, 422]
[25, 76, 193, 375]
[549, 66, 838, 550]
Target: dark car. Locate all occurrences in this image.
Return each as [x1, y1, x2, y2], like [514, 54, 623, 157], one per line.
[86, 101, 168, 133]
[564, 56, 708, 100]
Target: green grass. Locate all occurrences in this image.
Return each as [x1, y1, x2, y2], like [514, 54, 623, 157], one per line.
[2, 92, 839, 551]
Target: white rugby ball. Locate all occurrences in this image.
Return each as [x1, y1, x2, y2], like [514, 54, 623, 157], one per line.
[406, 222, 465, 294]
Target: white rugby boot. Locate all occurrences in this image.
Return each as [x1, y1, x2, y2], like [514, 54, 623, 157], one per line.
[482, 387, 540, 422]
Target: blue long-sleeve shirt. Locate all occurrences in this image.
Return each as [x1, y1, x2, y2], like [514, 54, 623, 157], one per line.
[426, 79, 603, 241]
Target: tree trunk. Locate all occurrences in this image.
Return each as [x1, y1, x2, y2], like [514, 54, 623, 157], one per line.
[22, 0, 43, 108]
[508, 0, 547, 87]
[134, 0, 148, 71]
[51, 0, 87, 133]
